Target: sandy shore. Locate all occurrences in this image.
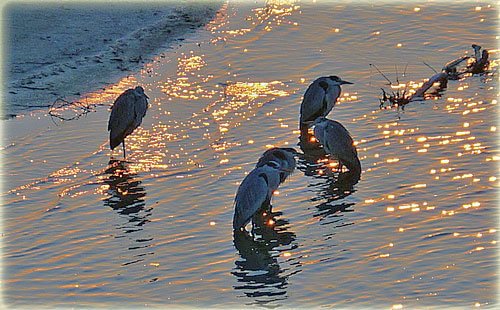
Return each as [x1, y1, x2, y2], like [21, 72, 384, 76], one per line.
[3, 1, 221, 118]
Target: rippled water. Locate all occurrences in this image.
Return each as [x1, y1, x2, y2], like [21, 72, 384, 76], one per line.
[2, 1, 498, 308]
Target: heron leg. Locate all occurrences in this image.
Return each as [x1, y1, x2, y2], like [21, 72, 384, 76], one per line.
[122, 139, 126, 159]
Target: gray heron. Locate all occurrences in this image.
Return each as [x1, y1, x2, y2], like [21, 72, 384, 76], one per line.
[233, 148, 296, 231]
[299, 76, 353, 136]
[310, 117, 361, 176]
[108, 86, 149, 158]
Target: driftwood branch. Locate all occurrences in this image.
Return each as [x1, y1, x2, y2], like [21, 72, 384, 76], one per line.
[444, 45, 490, 79]
[48, 97, 105, 124]
[378, 71, 448, 111]
[408, 72, 448, 101]
[377, 43, 491, 112]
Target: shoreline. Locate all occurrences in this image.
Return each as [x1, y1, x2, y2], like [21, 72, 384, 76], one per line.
[2, 1, 222, 118]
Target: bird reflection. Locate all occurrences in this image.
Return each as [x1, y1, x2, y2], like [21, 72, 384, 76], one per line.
[298, 130, 326, 155]
[232, 210, 299, 307]
[103, 159, 152, 236]
[308, 176, 357, 222]
[297, 143, 359, 221]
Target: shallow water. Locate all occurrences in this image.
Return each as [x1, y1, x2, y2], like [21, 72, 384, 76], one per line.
[2, 1, 498, 308]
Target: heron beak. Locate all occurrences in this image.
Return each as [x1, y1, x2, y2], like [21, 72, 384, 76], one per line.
[341, 80, 353, 85]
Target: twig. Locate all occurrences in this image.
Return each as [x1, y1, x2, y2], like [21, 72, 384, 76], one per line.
[422, 61, 438, 74]
[48, 97, 102, 124]
[369, 64, 393, 85]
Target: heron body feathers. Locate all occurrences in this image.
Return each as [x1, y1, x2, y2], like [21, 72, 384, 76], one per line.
[299, 76, 345, 136]
[233, 164, 281, 230]
[108, 87, 148, 151]
[314, 117, 361, 175]
[233, 148, 297, 230]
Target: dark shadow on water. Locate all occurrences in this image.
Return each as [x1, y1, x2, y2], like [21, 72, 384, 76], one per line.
[232, 210, 301, 308]
[103, 159, 154, 265]
[298, 132, 325, 159]
[307, 174, 358, 226]
[297, 140, 360, 222]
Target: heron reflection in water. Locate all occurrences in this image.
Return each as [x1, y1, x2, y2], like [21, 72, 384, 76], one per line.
[297, 144, 360, 222]
[232, 209, 300, 306]
[308, 175, 357, 222]
[103, 159, 151, 234]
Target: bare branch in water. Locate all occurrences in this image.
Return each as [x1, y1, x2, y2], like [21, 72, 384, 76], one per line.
[48, 97, 106, 124]
[443, 45, 490, 79]
[422, 61, 438, 74]
[408, 72, 448, 101]
[402, 63, 408, 77]
[370, 64, 393, 85]
[376, 44, 492, 114]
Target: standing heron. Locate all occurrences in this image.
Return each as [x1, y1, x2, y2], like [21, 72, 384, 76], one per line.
[108, 86, 149, 158]
[310, 117, 361, 176]
[299, 76, 353, 136]
[233, 149, 296, 231]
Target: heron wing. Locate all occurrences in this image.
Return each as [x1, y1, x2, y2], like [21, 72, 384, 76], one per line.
[133, 94, 148, 127]
[108, 90, 136, 149]
[323, 120, 358, 160]
[233, 167, 279, 229]
[300, 79, 327, 123]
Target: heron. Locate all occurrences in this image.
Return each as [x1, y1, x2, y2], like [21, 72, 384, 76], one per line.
[299, 76, 353, 136]
[309, 117, 361, 176]
[233, 149, 296, 231]
[255, 147, 297, 183]
[108, 86, 149, 158]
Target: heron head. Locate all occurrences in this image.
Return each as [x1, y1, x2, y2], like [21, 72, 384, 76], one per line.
[329, 75, 353, 85]
[257, 148, 297, 173]
[272, 148, 297, 171]
[134, 86, 149, 98]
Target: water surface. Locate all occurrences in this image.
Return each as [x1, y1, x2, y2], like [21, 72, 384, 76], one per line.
[2, 1, 498, 308]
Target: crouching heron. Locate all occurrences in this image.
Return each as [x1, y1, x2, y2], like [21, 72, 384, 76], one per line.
[256, 147, 297, 183]
[310, 117, 361, 176]
[299, 76, 353, 136]
[233, 148, 297, 231]
[108, 86, 149, 158]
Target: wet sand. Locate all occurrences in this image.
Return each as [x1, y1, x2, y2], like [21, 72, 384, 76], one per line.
[3, 1, 221, 117]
